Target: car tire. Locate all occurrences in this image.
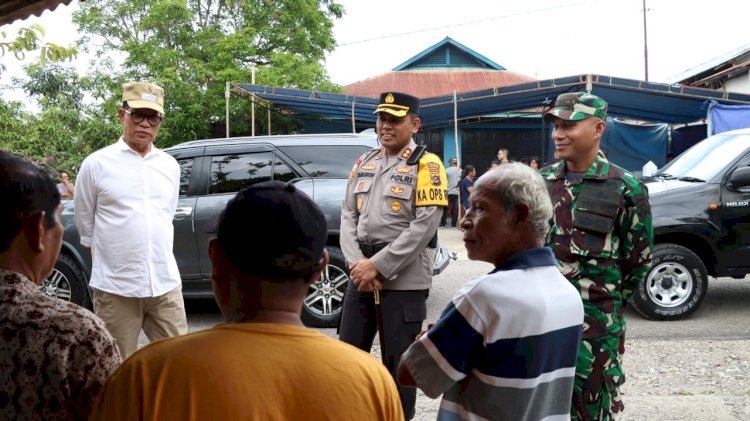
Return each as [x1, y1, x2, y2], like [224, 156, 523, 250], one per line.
[42, 254, 92, 310]
[301, 246, 349, 328]
[631, 243, 708, 321]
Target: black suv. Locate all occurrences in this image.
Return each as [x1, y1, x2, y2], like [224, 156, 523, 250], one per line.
[42, 132, 450, 327]
[631, 128, 750, 320]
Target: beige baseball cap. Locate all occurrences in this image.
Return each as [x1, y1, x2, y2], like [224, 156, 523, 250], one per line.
[122, 82, 164, 115]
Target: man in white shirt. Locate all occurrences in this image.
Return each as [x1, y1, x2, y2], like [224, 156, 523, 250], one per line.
[75, 82, 187, 357]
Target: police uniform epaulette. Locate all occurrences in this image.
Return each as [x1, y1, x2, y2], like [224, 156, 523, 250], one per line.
[358, 147, 382, 162]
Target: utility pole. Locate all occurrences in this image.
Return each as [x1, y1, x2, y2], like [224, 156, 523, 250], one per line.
[250, 67, 256, 136]
[643, 0, 649, 81]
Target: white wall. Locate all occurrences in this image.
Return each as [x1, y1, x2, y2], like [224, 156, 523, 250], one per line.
[725, 71, 750, 95]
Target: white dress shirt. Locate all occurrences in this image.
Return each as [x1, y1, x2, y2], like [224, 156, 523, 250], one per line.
[75, 138, 181, 297]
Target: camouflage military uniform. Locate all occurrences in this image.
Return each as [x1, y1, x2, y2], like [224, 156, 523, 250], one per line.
[540, 152, 653, 420]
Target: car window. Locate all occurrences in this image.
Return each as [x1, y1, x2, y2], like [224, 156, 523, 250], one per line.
[277, 145, 373, 178]
[273, 155, 297, 182]
[177, 158, 193, 196]
[659, 132, 750, 181]
[208, 152, 297, 194]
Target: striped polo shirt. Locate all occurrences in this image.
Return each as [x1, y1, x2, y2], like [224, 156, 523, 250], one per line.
[401, 247, 583, 420]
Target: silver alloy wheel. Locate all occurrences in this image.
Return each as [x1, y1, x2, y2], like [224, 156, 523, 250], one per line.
[304, 263, 349, 318]
[41, 268, 73, 302]
[646, 261, 693, 308]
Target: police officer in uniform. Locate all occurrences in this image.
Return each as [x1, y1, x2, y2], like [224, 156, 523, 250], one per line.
[339, 92, 447, 420]
[539, 92, 653, 420]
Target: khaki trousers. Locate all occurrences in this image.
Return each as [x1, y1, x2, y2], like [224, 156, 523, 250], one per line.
[92, 286, 188, 358]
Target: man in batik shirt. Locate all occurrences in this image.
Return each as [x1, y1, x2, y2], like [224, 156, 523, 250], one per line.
[540, 92, 653, 420]
[0, 151, 121, 420]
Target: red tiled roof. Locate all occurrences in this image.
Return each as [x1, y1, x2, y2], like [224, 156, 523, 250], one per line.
[344, 70, 536, 99]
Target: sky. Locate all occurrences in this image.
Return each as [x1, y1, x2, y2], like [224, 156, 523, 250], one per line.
[2, 0, 750, 107]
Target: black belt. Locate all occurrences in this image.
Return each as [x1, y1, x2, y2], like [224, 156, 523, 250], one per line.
[359, 232, 438, 258]
[360, 242, 388, 258]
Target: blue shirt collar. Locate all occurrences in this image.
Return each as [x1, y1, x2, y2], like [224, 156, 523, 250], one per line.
[490, 247, 557, 273]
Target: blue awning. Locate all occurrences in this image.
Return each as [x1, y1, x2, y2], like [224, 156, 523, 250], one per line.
[232, 74, 750, 128]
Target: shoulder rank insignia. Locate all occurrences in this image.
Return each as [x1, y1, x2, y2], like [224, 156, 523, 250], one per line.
[400, 148, 412, 160]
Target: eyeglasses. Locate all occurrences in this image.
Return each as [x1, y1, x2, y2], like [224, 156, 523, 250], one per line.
[124, 109, 163, 126]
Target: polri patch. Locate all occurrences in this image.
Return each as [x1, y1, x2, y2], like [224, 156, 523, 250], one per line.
[427, 162, 442, 186]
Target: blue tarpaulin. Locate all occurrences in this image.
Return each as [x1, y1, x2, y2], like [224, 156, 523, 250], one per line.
[672, 124, 707, 156]
[234, 74, 750, 129]
[546, 118, 669, 171]
[707, 101, 750, 135]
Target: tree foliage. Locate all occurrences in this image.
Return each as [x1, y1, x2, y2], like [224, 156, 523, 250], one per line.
[1, 0, 344, 178]
[73, 0, 344, 146]
[0, 63, 121, 178]
[0, 24, 78, 74]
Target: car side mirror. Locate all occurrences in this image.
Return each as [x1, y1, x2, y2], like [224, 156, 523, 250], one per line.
[728, 166, 750, 189]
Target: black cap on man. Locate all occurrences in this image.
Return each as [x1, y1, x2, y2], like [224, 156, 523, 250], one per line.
[374, 92, 420, 117]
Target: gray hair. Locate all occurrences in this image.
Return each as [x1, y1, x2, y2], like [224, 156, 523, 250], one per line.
[478, 163, 552, 241]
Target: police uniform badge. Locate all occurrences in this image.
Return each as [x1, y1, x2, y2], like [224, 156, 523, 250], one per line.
[415, 153, 448, 207]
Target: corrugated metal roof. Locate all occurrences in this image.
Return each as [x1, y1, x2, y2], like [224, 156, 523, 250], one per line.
[0, 0, 74, 26]
[669, 43, 750, 84]
[344, 70, 535, 98]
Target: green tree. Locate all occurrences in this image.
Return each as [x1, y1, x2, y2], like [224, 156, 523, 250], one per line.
[0, 24, 78, 74]
[74, 0, 344, 145]
[3, 62, 121, 176]
[0, 98, 34, 153]
[0, 96, 80, 177]
[17, 62, 86, 111]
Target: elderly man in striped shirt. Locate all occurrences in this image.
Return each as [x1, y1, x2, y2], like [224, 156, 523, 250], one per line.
[398, 163, 584, 420]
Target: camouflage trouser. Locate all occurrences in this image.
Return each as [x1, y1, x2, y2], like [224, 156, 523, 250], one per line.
[571, 336, 625, 421]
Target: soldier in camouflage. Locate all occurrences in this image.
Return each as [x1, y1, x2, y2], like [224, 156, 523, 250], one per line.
[539, 92, 653, 420]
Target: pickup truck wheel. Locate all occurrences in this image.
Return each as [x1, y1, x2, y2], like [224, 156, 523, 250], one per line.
[301, 246, 349, 328]
[632, 243, 708, 321]
[42, 254, 92, 310]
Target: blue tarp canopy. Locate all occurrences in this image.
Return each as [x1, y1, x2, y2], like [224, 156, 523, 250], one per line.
[233, 74, 750, 129]
[706, 101, 750, 135]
